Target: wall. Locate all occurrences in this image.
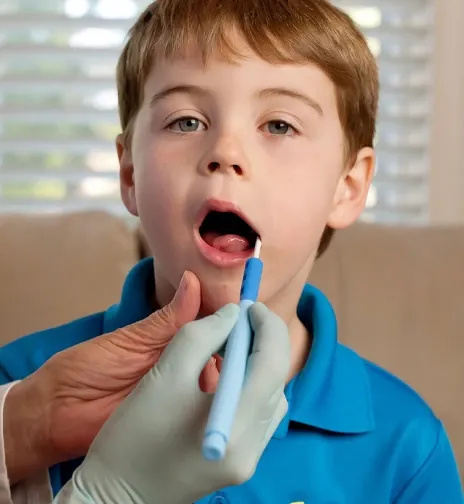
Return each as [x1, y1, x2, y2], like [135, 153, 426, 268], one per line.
[429, 0, 464, 224]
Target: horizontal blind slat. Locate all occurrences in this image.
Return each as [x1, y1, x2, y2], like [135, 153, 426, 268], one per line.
[0, 201, 127, 215]
[0, 45, 120, 57]
[0, 171, 118, 183]
[0, 139, 113, 153]
[1, 109, 119, 123]
[0, 78, 116, 93]
[0, 14, 134, 29]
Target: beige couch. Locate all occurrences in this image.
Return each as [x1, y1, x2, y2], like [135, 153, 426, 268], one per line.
[0, 211, 462, 480]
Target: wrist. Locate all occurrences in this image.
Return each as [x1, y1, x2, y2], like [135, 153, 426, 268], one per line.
[4, 376, 57, 485]
[73, 459, 139, 504]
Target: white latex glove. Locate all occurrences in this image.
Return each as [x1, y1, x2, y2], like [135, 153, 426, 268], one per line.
[54, 302, 290, 504]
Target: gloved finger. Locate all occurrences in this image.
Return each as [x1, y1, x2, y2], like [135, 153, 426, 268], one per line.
[257, 393, 288, 453]
[232, 389, 287, 471]
[242, 303, 291, 401]
[155, 304, 240, 387]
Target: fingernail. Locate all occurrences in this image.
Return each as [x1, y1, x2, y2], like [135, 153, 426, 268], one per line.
[178, 271, 188, 294]
[172, 271, 188, 308]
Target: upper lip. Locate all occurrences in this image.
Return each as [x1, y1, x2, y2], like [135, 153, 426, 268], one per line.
[195, 198, 260, 238]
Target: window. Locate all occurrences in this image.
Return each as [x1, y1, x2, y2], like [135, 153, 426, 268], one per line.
[0, 0, 433, 224]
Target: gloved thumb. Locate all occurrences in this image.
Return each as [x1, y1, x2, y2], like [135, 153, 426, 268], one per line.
[156, 304, 239, 384]
[110, 271, 201, 352]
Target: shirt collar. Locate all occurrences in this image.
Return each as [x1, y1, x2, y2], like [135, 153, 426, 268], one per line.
[103, 258, 375, 436]
[103, 257, 155, 334]
[274, 283, 375, 438]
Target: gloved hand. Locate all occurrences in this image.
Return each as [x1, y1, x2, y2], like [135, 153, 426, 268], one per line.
[54, 302, 290, 504]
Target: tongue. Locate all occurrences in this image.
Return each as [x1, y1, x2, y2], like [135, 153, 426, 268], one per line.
[203, 231, 251, 253]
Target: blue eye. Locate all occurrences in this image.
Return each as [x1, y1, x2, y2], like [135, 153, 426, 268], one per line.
[267, 121, 292, 135]
[169, 117, 205, 132]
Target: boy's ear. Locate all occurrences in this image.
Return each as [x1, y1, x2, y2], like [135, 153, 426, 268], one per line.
[327, 147, 375, 229]
[116, 134, 138, 217]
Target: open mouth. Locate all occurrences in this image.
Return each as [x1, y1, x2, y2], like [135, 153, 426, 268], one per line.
[199, 210, 259, 254]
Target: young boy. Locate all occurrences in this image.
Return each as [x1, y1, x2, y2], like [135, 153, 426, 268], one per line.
[1, 0, 462, 502]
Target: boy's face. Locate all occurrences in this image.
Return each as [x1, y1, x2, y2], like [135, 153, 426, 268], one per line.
[118, 37, 373, 317]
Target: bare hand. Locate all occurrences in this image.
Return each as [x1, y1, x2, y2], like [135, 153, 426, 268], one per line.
[5, 271, 220, 482]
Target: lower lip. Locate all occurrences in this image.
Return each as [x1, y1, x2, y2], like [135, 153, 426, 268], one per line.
[194, 232, 253, 267]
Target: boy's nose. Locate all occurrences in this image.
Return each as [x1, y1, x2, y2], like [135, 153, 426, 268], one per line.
[199, 133, 250, 178]
[207, 161, 243, 176]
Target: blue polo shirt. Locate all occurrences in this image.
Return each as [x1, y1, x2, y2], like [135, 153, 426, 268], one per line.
[1, 258, 462, 503]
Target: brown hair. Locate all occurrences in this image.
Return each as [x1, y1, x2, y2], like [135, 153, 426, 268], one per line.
[116, 0, 379, 256]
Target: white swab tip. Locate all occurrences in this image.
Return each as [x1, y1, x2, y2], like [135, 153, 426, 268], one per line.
[253, 237, 262, 258]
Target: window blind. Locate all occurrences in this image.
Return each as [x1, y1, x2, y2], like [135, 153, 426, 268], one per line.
[0, 0, 433, 224]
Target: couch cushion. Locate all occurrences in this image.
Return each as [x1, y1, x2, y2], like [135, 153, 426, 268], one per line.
[310, 222, 464, 478]
[0, 211, 138, 346]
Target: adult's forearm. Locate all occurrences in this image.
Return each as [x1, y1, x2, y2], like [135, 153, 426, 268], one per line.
[3, 379, 57, 486]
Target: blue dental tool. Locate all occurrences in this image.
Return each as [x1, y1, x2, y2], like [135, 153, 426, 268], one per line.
[202, 238, 263, 461]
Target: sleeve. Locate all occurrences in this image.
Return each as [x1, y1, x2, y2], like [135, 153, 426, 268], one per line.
[0, 383, 16, 504]
[0, 363, 13, 386]
[0, 383, 54, 504]
[395, 421, 464, 503]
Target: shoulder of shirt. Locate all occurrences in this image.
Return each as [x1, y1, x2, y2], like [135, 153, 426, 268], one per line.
[350, 346, 438, 425]
[339, 344, 446, 483]
[344, 348, 463, 499]
[0, 311, 107, 384]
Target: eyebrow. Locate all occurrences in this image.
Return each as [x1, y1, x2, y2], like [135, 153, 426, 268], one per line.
[149, 85, 208, 107]
[257, 87, 324, 116]
[149, 84, 323, 116]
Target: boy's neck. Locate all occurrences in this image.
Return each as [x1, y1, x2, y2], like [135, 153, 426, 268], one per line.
[153, 268, 312, 382]
[287, 315, 311, 381]
[264, 272, 312, 382]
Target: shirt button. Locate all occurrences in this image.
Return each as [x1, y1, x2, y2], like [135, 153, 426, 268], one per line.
[209, 493, 229, 504]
